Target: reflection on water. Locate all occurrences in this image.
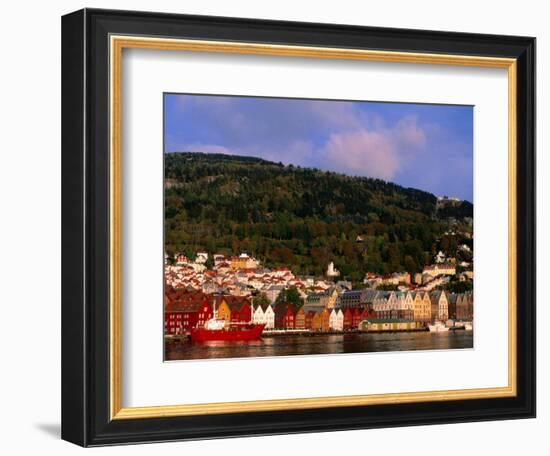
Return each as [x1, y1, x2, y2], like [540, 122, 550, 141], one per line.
[165, 331, 473, 361]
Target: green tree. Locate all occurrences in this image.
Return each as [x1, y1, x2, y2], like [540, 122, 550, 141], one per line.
[252, 293, 271, 308]
[275, 287, 304, 310]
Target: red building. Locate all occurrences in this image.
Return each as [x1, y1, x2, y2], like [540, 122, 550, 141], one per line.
[352, 307, 364, 329]
[164, 288, 213, 335]
[225, 296, 253, 324]
[343, 308, 354, 330]
[275, 304, 295, 329]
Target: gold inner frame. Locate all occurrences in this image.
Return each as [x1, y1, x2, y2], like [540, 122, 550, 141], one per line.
[109, 35, 517, 420]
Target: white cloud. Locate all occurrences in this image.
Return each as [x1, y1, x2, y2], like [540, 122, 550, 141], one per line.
[318, 115, 427, 180]
[320, 130, 400, 180]
[169, 95, 429, 181]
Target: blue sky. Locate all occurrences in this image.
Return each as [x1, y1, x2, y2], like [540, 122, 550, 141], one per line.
[164, 94, 473, 202]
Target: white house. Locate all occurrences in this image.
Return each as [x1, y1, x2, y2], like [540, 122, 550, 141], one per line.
[372, 292, 390, 317]
[264, 305, 275, 329]
[329, 308, 344, 331]
[253, 303, 275, 329]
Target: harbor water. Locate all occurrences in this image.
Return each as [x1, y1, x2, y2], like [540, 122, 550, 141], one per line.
[165, 330, 473, 361]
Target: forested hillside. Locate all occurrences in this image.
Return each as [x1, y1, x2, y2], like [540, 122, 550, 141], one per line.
[164, 152, 473, 281]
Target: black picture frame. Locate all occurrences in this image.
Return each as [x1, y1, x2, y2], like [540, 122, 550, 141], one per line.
[62, 8, 536, 447]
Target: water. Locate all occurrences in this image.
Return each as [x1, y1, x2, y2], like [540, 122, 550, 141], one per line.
[165, 331, 473, 361]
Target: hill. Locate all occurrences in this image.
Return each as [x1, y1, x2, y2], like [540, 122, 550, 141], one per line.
[164, 152, 473, 281]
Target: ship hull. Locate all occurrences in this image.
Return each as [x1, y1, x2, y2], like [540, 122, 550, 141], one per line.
[190, 323, 266, 342]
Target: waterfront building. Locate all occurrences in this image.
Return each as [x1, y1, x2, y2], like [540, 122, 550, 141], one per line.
[164, 289, 212, 335]
[311, 311, 322, 331]
[211, 296, 252, 324]
[372, 291, 390, 319]
[306, 287, 339, 309]
[320, 308, 331, 332]
[386, 291, 400, 319]
[338, 290, 362, 308]
[396, 291, 414, 320]
[343, 308, 354, 330]
[359, 318, 421, 332]
[305, 311, 317, 330]
[253, 302, 275, 329]
[228, 297, 253, 323]
[339, 289, 374, 309]
[456, 292, 474, 320]
[429, 291, 449, 322]
[352, 307, 364, 329]
[275, 303, 295, 329]
[447, 293, 458, 320]
[329, 308, 344, 331]
[294, 307, 306, 330]
[252, 303, 265, 325]
[413, 291, 431, 323]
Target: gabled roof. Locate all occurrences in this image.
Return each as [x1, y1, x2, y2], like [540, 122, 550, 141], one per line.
[429, 290, 446, 303]
[253, 302, 273, 312]
[302, 304, 325, 314]
[164, 286, 210, 312]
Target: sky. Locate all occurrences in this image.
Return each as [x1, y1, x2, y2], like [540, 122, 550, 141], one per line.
[164, 93, 473, 202]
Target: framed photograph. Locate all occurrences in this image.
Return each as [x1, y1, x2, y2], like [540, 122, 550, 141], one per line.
[62, 8, 536, 446]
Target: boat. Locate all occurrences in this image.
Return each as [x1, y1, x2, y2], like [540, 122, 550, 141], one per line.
[190, 300, 265, 342]
[428, 321, 450, 333]
[464, 322, 473, 331]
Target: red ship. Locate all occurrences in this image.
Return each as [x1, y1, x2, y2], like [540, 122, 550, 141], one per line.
[190, 300, 265, 342]
[190, 321, 265, 342]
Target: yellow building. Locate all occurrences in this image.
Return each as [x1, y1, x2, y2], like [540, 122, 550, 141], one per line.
[230, 253, 259, 270]
[311, 312, 322, 331]
[413, 292, 432, 323]
[215, 297, 231, 323]
[360, 319, 420, 332]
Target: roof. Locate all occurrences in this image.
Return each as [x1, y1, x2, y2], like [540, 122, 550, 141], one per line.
[212, 295, 251, 311]
[447, 293, 458, 304]
[363, 289, 379, 302]
[302, 304, 325, 314]
[253, 302, 273, 312]
[164, 287, 209, 312]
[429, 290, 446, 303]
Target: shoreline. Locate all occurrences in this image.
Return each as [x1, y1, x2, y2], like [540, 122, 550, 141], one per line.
[165, 327, 469, 343]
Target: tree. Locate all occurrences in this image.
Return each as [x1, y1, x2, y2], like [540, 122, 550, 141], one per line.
[275, 287, 304, 310]
[204, 256, 214, 270]
[439, 280, 473, 293]
[163, 152, 464, 277]
[252, 293, 270, 308]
